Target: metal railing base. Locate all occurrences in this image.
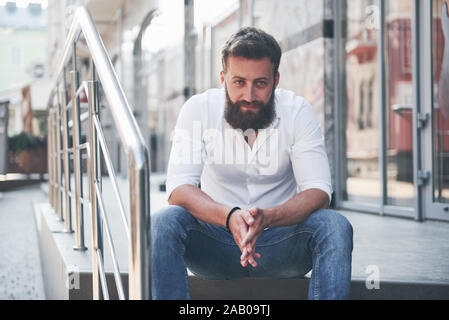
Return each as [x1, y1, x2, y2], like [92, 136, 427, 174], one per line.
[73, 246, 88, 251]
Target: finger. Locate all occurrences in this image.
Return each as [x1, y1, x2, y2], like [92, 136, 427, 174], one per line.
[246, 245, 260, 261]
[240, 247, 248, 261]
[240, 247, 253, 262]
[237, 221, 249, 245]
[241, 251, 261, 268]
[247, 255, 258, 268]
[240, 248, 252, 268]
[241, 252, 261, 263]
[241, 228, 257, 246]
[243, 242, 258, 264]
[249, 207, 258, 217]
[241, 251, 258, 263]
[240, 210, 254, 226]
[240, 247, 256, 261]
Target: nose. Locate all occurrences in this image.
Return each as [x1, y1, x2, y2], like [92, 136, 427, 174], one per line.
[242, 84, 257, 103]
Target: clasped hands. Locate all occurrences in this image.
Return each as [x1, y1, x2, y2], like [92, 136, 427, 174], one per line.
[228, 207, 268, 268]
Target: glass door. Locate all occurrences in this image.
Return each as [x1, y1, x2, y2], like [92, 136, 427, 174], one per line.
[339, 0, 449, 221]
[422, 0, 449, 221]
[342, 0, 382, 205]
[384, 0, 415, 208]
[340, 0, 416, 217]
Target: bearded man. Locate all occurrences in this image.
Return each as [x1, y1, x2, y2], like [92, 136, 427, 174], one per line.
[151, 27, 353, 300]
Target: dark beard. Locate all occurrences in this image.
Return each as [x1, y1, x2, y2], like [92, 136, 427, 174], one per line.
[224, 85, 276, 132]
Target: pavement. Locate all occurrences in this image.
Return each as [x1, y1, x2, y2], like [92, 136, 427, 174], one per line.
[0, 173, 169, 300]
[0, 182, 46, 300]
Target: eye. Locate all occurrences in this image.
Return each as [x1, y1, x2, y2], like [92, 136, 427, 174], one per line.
[256, 80, 268, 87]
[234, 79, 244, 86]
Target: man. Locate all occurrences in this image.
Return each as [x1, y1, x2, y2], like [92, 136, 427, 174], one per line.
[151, 27, 353, 300]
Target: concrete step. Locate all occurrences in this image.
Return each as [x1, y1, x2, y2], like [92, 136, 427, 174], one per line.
[34, 201, 128, 299]
[35, 201, 449, 300]
[0, 173, 46, 191]
[190, 277, 449, 300]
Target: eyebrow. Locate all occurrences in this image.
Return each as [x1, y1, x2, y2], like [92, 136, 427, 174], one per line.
[231, 76, 270, 81]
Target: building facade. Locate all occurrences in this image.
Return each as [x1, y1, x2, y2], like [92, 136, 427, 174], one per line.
[47, 0, 449, 222]
[0, 1, 48, 136]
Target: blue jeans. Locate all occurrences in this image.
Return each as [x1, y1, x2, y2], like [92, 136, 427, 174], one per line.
[151, 205, 353, 300]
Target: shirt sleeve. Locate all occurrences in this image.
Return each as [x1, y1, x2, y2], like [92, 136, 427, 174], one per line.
[165, 95, 205, 201]
[290, 99, 333, 204]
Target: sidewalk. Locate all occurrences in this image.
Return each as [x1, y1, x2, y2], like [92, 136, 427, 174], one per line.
[0, 173, 169, 300]
[0, 183, 46, 299]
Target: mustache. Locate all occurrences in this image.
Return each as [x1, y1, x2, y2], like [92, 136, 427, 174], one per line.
[234, 100, 265, 108]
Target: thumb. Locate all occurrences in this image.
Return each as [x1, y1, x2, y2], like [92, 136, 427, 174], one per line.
[249, 206, 258, 217]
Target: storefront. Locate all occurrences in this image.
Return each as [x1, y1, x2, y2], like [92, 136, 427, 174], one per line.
[333, 0, 449, 222]
[138, 0, 448, 222]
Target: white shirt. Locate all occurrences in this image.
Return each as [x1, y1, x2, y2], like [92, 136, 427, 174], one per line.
[166, 88, 332, 209]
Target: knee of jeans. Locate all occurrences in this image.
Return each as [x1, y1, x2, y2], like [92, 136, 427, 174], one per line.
[316, 209, 353, 250]
[151, 205, 195, 238]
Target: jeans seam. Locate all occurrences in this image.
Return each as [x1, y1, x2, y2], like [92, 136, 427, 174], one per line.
[312, 233, 320, 300]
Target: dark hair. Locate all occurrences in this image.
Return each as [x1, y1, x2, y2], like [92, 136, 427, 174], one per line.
[221, 27, 282, 76]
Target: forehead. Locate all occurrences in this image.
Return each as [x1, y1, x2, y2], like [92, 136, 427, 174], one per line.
[225, 56, 274, 79]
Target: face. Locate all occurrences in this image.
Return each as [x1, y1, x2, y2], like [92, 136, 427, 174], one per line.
[221, 56, 280, 131]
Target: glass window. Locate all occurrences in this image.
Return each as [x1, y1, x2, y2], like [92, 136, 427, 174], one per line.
[254, 0, 326, 130]
[384, 0, 414, 207]
[432, 0, 449, 203]
[343, 0, 381, 203]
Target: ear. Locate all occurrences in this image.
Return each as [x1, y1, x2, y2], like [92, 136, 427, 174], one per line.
[274, 72, 280, 88]
[220, 71, 225, 84]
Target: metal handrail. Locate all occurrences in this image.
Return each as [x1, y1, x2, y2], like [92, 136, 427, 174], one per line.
[46, 6, 151, 300]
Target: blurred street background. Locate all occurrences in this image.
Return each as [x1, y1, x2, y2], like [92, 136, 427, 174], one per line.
[0, 0, 449, 299]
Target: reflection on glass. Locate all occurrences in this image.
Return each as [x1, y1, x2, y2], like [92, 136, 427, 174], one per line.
[344, 0, 381, 203]
[255, 0, 326, 124]
[385, 0, 414, 207]
[433, 0, 449, 203]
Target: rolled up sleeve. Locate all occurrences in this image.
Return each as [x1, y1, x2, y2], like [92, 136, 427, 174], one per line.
[290, 101, 333, 203]
[165, 96, 205, 201]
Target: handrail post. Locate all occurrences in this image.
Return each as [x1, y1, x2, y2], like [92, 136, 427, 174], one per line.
[52, 108, 57, 211]
[60, 85, 73, 233]
[128, 152, 151, 300]
[71, 42, 87, 250]
[47, 109, 54, 209]
[55, 88, 63, 221]
[88, 63, 103, 299]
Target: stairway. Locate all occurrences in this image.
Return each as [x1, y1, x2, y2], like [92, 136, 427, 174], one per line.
[33, 177, 449, 300]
